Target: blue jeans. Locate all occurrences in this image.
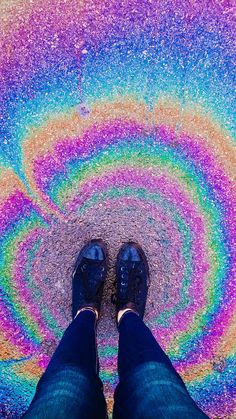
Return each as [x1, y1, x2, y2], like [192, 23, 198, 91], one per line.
[24, 311, 208, 419]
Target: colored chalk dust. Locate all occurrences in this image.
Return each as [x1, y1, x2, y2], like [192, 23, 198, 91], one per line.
[0, 1, 235, 418]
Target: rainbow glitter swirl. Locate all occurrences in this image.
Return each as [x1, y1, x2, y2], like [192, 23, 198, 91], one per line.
[0, 1, 235, 418]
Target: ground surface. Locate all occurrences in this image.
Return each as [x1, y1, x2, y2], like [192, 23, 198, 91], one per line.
[0, 1, 236, 418]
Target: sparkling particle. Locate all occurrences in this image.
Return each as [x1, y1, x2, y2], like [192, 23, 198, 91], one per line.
[0, 1, 235, 418]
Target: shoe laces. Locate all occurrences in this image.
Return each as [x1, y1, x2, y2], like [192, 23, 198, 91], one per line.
[79, 259, 105, 301]
[111, 262, 143, 306]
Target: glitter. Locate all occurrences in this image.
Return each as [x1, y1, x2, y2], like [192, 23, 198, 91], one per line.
[0, 1, 235, 418]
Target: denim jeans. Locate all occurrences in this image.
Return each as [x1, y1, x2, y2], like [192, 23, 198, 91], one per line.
[24, 311, 208, 419]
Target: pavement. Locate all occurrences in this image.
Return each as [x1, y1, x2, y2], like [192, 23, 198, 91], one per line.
[0, 1, 235, 418]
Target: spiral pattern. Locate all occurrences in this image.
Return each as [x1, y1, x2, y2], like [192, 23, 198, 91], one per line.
[0, 1, 235, 417]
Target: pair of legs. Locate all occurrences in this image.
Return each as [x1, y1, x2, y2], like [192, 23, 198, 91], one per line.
[24, 241, 208, 418]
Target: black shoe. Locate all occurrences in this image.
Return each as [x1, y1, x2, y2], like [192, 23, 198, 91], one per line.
[72, 239, 107, 319]
[112, 242, 149, 320]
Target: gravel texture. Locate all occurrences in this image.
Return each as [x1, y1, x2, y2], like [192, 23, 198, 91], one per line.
[0, 1, 235, 418]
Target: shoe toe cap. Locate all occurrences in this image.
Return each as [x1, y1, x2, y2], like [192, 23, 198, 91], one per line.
[120, 244, 141, 261]
[83, 244, 105, 260]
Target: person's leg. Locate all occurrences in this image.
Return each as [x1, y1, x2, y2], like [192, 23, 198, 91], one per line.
[113, 311, 208, 419]
[112, 242, 208, 419]
[24, 310, 107, 419]
[24, 239, 108, 419]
